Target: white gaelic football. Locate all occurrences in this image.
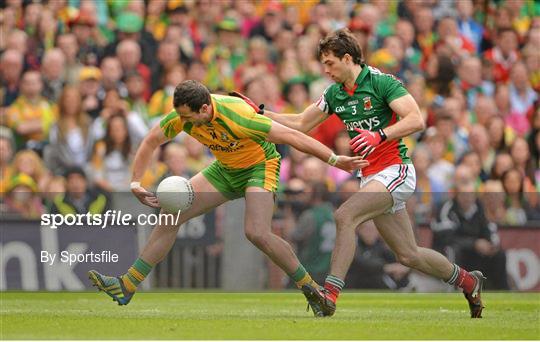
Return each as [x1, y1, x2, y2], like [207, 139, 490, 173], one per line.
[156, 176, 194, 213]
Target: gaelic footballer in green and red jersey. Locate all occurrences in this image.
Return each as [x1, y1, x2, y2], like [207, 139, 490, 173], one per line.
[315, 64, 412, 177]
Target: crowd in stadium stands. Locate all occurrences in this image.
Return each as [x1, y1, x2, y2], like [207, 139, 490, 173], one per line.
[0, 0, 539, 289]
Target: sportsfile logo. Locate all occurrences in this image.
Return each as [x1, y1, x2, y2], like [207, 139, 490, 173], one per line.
[40, 210, 182, 229]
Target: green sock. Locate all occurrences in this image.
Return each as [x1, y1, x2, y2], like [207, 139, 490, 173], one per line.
[121, 258, 153, 292]
[289, 264, 318, 289]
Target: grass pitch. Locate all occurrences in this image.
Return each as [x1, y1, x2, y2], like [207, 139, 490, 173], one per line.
[1, 291, 538, 340]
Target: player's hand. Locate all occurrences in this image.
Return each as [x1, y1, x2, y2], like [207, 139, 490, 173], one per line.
[228, 91, 265, 114]
[131, 185, 160, 208]
[350, 128, 383, 158]
[335, 155, 369, 173]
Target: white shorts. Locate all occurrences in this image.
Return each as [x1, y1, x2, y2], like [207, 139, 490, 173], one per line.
[358, 164, 416, 214]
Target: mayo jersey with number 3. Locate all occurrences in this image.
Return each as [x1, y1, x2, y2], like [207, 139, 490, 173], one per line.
[159, 94, 279, 169]
[316, 64, 411, 176]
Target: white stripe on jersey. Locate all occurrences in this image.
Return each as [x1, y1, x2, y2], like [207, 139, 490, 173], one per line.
[315, 84, 333, 114]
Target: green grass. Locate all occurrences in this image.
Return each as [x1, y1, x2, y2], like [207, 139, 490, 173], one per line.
[1, 291, 539, 340]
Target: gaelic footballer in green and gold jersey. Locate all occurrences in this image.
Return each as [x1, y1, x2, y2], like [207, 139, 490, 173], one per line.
[316, 64, 411, 177]
[160, 94, 281, 197]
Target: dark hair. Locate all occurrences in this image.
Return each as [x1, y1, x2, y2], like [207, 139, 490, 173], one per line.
[173, 80, 211, 112]
[501, 167, 524, 194]
[317, 28, 363, 65]
[105, 113, 131, 159]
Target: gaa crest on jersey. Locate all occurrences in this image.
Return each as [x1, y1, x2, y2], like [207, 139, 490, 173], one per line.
[363, 96, 372, 111]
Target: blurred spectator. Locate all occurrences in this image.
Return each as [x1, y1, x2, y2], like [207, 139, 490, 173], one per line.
[42, 175, 66, 212]
[183, 135, 213, 175]
[90, 90, 147, 144]
[433, 108, 467, 164]
[483, 28, 519, 84]
[509, 137, 537, 197]
[329, 130, 355, 186]
[151, 41, 182, 93]
[164, 6, 201, 62]
[280, 147, 306, 183]
[486, 115, 514, 152]
[482, 180, 507, 225]
[500, 168, 525, 225]
[381, 35, 418, 83]
[425, 131, 455, 192]
[79, 66, 103, 119]
[411, 144, 446, 224]
[456, 0, 484, 52]
[395, 19, 421, 68]
[425, 54, 456, 102]
[1, 173, 45, 219]
[90, 114, 133, 192]
[460, 151, 486, 188]
[431, 164, 508, 290]
[472, 96, 497, 127]
[11, 149, 51, 193]
[454, 56, 493, 110]
[289, 182, 335, 284]
[348, 220, 410, 290]
[5, 30, 30, 66]
[99, 56, 127, 98]
[522, 42, 540, 92]
[299, 156, 335, 192]
[413, 6, 436, 69]
[68, 12, 101, 66]
[7, 71, 57, 151]
[468, 124, 495, 181]
[148, 65, 185, 126]
[106, 11, 158, 72]
[56, 33, 83, 86]
[249, 2, 285, 42]
[0, 49, 24, 107]
[283, 77, 310, 114]
[234, 37, 275, 89]
[495, 83, 512, 118]
[115, 39, 152, 100]
[435, 16, 475, 59]
[145, 0, 168, 41]
[41, 48, 67, 103]
[491, 152, 515, 181]
[162, 142, 191, 179]
[202, 17, 245, 92]
[0, 127, 15, 195]
[51, 167, 110, 216]
[261, 73, 286, 113]
[124, 70, 149, 123]
[45, 86, 93, 175]
[508, 62, 538, 135]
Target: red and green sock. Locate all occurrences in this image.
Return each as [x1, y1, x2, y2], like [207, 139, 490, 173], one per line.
[121, 258, 153, 293]
[446, 263, 476, 293]
[324, 275, 345, 303]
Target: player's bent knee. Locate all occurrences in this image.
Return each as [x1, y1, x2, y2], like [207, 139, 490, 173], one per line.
[396, 251, 421, 268]
[334, 208, 366, 230]
[244, 229, 270, 247]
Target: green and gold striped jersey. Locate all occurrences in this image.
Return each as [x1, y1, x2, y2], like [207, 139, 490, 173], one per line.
[160, 94, 279, 169]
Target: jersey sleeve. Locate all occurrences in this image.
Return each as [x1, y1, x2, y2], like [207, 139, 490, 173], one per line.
[238, 112, 273, 141]
[314, 85, 333, 114]
[378, 74, 409, 103]
[159, 110, 184, 139]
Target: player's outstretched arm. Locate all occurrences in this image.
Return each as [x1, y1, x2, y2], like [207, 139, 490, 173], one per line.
[267, 120, 368, 173]
[131, 124, 169, 208]
[264, 104, 327, 134]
